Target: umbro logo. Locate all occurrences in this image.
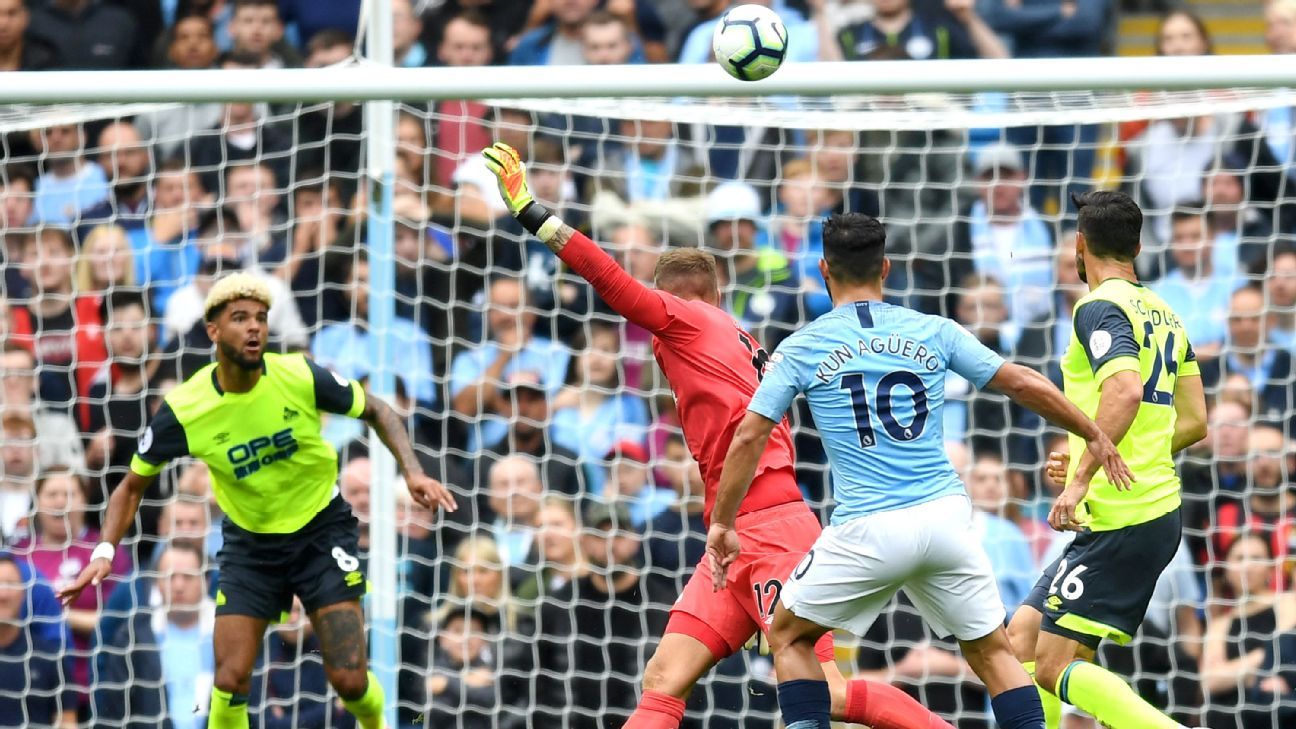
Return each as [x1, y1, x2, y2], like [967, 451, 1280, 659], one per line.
[214, 432, 230, 445]
[283, 407, 299, 422]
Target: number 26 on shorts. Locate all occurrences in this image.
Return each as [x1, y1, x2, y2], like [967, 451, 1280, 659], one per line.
[1048, 559, 1088, 600]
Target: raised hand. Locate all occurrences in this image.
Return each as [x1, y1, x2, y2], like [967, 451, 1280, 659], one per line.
[481, 142, 535, 216]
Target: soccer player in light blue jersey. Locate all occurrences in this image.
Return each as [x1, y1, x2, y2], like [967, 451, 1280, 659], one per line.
[707, 213, 1131, 729]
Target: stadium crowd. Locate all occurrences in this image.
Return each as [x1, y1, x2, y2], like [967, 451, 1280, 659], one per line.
[0, 0, 1295, 727]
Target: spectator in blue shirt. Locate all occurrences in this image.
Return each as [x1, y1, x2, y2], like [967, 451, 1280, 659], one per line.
[27, 123, 109, 225]
[953, 143, 1055, 334]
[449, 277, 572, 452]
[312, 252, 436, 404]
[393, 0, 427, 67]
[983, 0, 1109, 58]
[834, 0, 1006, 61]
[551, 322, 649, 493]
[510, 0, 604, 65]
[0, 555, 75, 729]
[95, 541, 216, 729]
[957, 449, 1035, 615]
[1152, 206, 1240, 357]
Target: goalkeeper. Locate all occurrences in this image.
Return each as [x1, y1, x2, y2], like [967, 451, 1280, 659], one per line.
[59, 273, 456, 729]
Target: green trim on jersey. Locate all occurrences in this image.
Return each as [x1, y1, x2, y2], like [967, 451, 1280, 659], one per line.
[130, 352, 366, 534]
[1055, 612, 1134, 646]
[1061, 279, 1199, 532]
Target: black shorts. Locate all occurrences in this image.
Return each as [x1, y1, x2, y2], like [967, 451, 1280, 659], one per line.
[1024, 507, 1181, 650]
[215, 495, 367, 621]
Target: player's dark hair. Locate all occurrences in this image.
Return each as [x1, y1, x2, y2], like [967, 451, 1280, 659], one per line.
[100, 289, 149, 324]
[1073, 191, 1142, 262]
[821, 212, 886, 284]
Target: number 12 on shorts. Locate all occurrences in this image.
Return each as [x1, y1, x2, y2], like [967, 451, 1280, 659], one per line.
[1048, 559, 1088, 601]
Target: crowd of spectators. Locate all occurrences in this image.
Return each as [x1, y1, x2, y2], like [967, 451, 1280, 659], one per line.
[0, 0, 1295, 727]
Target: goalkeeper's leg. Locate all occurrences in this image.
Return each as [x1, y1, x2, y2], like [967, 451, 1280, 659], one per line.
[624, 632, 718, 728]
[209, 615, 270, 729]
[312, 601, 385, 729]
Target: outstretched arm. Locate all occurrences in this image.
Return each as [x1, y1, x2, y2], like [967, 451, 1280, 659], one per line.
[58, 469, 154, 605]
[360, 393, 456, 512]
[482, 143, 675, 334]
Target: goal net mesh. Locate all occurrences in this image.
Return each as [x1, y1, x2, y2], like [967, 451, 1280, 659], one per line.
[1, 85, 1293, 728]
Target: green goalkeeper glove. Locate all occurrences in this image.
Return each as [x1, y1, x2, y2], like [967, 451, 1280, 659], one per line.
[482, 142, 535, 216]
[482, 142, 560, 239]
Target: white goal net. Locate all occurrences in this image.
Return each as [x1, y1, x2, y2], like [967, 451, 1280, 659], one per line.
[1, 76, 1294, 728]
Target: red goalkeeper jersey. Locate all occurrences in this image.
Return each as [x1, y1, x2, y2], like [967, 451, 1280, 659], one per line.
[557, 230, 801, 523]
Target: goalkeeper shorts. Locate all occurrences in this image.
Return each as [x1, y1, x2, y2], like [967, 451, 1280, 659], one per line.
[666, 500, 835, 663]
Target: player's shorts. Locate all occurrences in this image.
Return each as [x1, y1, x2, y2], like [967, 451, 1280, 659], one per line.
[780, 493, 1006, 642]
[215, 494, 368, 621]
[666, 500, 835, 663]
[1024, 507, 1181, 650]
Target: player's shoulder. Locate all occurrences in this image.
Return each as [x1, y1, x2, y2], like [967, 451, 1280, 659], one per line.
[266, 351, 311, 378]
[165, 362, 221, 414]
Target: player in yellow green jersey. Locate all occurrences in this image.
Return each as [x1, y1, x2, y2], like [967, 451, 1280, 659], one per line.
[57, 273, 457, 729]
[1007, 191, 1209, 729]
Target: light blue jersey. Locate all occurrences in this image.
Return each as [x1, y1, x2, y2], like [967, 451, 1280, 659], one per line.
[749, 300, 1006, 525]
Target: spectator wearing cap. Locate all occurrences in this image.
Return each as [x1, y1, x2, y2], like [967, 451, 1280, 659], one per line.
[26, 0, 140, 69]
[601, 439, 675, 526]
[1201, 285, 1296, 435]
[455, 370, 586, 544]
[706, 181, 802, 349]
[949, 143, 1054, 339]
[0, 554, 75, 729]
[0, 0, 61, 70]
[450, 275, 572, 452]
[550, 322, 649, 493]
[1151, 206, 1241, 358]
[534, 501, 674, 728]
[311, 250, 434, 401]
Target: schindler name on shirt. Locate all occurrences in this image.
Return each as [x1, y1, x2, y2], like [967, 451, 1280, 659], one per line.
[815, 335, 941, 384]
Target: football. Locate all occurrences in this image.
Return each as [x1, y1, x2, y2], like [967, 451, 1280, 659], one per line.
[712, 4, 788, 82]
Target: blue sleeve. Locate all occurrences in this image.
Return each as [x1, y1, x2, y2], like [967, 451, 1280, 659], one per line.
[944, 322, 1007, 389]
[449, 349, 483, 398]
[1073, 300, 1139, 374]
[748, 337, 808, 422]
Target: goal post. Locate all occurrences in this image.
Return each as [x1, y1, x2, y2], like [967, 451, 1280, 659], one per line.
[2, 54, 1293, 728]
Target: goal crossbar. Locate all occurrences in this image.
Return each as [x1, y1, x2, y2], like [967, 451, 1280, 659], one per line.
[1, 56, 1294, 104]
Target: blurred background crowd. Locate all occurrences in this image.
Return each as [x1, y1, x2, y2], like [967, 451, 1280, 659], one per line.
[1, 0, 1296, 727]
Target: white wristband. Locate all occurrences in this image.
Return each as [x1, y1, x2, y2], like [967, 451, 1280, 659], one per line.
[91, 542, 115, 563]
[536, 215, 564, 244]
